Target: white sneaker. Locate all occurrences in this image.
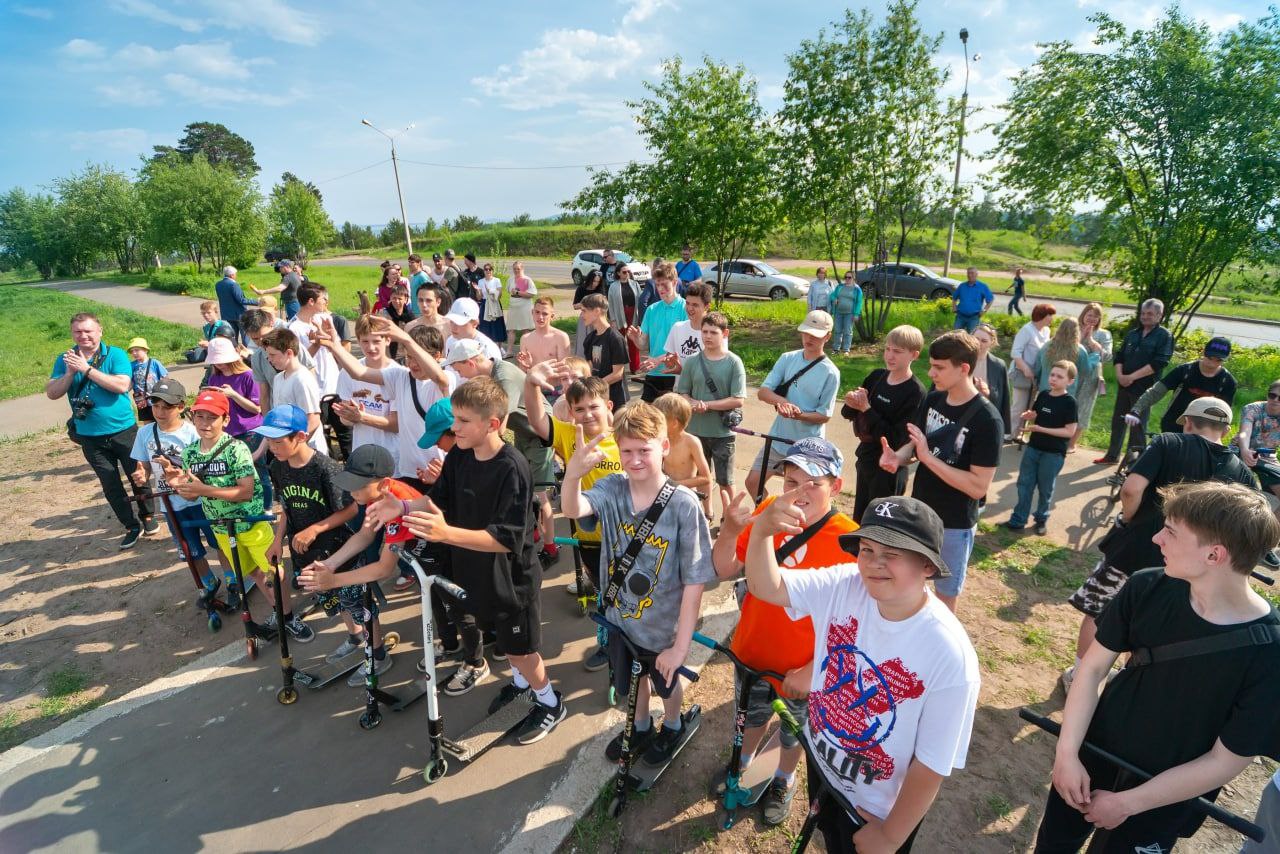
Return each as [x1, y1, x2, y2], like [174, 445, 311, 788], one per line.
[1060, 665, 1075, 693]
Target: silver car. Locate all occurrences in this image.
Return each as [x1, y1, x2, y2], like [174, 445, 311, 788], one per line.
[855, 262, 959, 301]
[702, 259, 809, 301]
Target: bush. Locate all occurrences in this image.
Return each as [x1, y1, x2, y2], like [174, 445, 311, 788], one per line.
[148, 266, 211, 297]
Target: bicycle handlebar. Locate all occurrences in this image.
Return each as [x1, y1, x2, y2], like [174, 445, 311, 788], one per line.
[1018, 708, 1265, 842]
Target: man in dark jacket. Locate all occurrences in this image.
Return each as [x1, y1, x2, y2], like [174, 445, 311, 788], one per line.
[1098, 298, 1174, 464]
[215, 265, 258, 346]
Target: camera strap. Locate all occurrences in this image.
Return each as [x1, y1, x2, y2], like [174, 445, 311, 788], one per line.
[69, 345, 110, 401]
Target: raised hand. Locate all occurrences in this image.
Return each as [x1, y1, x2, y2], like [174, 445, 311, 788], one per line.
[565, 424, 607, 477]
[64, 349, 90, 374]
[363, 493, 403, 531]
[905, 422, 930, 458]
[720, 489, 755, 533]
[753, 481, 811, 538]
[404, 498, 449, 542]
[527, 359, 568, 392]
[516, 349, 533, 370]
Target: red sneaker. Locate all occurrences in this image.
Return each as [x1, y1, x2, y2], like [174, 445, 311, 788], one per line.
[1093, 456, 1118, 465]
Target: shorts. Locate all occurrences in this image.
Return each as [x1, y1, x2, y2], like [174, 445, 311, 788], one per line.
[212, 520, 275, 577]
[166, 503, 219, 561]
[607, 626, 681, 699]
[475, 597, 542, 658]
[698, 435, 736, 487]
[737, 671, 807, 749]
[640, 373, 677, 403]
[933, 526, 974, 599]
[1068, 560, 1129, 619]
[516, 430, 556, 486]
[750, 439, 793, 476]
[318, 583, 377, 622]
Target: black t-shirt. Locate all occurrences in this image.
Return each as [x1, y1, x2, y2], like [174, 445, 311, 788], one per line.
[461, 266, 483, 300]
[1027, 390, 1078, 455]
[429, 444, 540, 617]
[573, 283, 604, 306]
[269, 453, 352, 563]
[842, 368, 926, 460]
[584, 326, 630, 410]
[1156, 361, 1238, 434]
[910, 390, 1003, 528]
[1104, 433, 1255, 571]
[1088, 568, 1280, 837]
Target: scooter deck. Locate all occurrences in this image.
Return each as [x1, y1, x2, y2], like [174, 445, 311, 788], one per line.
[628, 705, 702, 792]
[302, 633, 398, 690]
[389, 676, 430, 712]
[444, 692, 532, 762]
[733, 729, 782, 806]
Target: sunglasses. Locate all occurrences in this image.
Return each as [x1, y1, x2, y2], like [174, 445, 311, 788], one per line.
[1269, 392, 1280, 401]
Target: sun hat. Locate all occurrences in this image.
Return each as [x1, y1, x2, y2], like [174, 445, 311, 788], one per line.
[127, 337, 150, 351]
[204, 337, 240, 365]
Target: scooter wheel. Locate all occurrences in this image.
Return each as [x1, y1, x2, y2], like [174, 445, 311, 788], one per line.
[384, 631, 400, 648]
[423, 757, 449, 784]
[607, 795, 624, 819]
[359, 712, 381, 731]
[608, 685, 618, 707]
[247, 639, 258, 660]
[277, 686, 298, 705]
[577, 598, 588, 617]
[208, 613, 222, 632]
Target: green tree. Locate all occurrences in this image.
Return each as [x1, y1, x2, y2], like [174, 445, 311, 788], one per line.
[267, 176, 335, 267]
[54, 164, 144, 273]
[994, 9, 1280, 338]
[139, 154, 265, 271]
[274, 171, 322, 204]
[564, 57, 780, 304]
[0, 188, 66, 279]
[339, 221, 377, 250]
[152, 122, 259, 179]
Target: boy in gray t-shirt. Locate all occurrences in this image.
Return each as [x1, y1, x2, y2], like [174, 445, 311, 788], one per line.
[562, 401, 715, 767]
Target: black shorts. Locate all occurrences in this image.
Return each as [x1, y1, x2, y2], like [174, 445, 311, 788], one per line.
[476, 596, 542, 657]
[607, 626, 679, 699]
[640, 374, 677, 403]
[578, 542, 602, 584]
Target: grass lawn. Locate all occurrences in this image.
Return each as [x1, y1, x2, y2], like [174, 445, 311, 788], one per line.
[0, 284, 194, 401]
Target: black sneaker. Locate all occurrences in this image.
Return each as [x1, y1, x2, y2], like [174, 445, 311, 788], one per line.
[487, 681, 530, 715]
[1264, 549, 1280, 570]
[642, 718, 688, 766]
[284, 615, 315, 643]
[141, 516, 162, 535]
[583, 646, 609, 672]
[225, 582, 242, 612]
[120, 527, 142, 550]
[1034, 521, 1048, 536]
[605, 718, 656, 762]
[515, 691, 566, 745]
[760, 777, 796, 826]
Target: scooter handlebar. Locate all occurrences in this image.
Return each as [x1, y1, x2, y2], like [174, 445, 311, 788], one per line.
[589, 612, 698, 682]
[433, 577, 467, 601]
[180, 513, 276, 529]
[1018, 708, 1265, 842]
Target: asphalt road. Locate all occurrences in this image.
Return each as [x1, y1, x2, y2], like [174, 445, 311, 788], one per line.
[312, 257, 1280, 347]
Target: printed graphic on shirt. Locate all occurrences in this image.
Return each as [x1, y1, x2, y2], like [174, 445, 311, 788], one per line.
[671, 331, 701, 361]
[924, 406, 970, 458]
[348, 387, 391, 409]
[611, 518, 670, 621]
[809, 617, 925, 786]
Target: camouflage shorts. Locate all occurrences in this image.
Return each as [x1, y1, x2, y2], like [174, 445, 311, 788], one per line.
[319, 583, 375, 622]
[1068, 560, 1129, 619]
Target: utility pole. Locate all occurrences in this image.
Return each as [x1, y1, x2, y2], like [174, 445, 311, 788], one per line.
[361, 119, 415, 254]
[943, 29, 978, 279]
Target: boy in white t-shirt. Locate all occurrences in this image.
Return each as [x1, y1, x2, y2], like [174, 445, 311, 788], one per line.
[287, 282, 341, 396]
[744, 490, 980, 852]
[442, 297, 503, 363]
[332, 315, 400, 464]
[261, 327, 328, 455]
[656, 280, 710, 371]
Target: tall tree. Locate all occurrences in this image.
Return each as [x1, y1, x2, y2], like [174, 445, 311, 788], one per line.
[54, 164, 144, 273]
[273, 171, 322, 204]
[139, 154, 265, 271]
[267, 177, 335, 266]
[0, 188, 66, 278]
[563, 57, 780, 304]
[152, 122, 259, 179]
[994, 9, 1280, 338]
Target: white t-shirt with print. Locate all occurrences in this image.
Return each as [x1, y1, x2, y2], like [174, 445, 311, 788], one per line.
[782, 564, 980, 821]
[662, 319, 703, 366]
[383, 363, 458, 478]
[337, 359, 399, 465]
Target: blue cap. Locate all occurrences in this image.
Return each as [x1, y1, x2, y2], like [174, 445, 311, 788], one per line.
[773, 436, 844, 478]
[417, 398, 455, 448]
[253, 405, 310, 438]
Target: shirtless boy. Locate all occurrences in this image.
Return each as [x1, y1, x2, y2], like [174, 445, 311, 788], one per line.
[653, 392, 713, 511]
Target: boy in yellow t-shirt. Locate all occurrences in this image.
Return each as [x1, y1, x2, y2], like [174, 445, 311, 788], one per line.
[525, 361, 620, 672]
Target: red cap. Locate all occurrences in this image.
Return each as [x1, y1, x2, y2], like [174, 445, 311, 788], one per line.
[191, 389, 230, 416]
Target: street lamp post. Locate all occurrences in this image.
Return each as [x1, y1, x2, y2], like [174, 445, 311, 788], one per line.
[943, 29, 978, 279]
[361, 118, 415, 254]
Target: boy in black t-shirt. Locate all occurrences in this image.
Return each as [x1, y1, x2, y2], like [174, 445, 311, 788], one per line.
[383, 378, 566, 745]
[879, 331, 1003, 612]
[1006, 360, 1079, 536]
[580, 293, 629, 411]
[1036, 481, 1280, 853]
[1124, 336, 1237, 435]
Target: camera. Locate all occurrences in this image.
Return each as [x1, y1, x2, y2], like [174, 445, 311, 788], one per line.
[70, 396, 95, 420]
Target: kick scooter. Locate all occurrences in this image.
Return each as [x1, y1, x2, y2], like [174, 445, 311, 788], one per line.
[132, 488, 232, 632]
[730, 426, 792, 503]
[357, 582, 403, 731]
[203, 514, 278, 660]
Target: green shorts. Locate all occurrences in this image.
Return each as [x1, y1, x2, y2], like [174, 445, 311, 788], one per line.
[516, 430, 556, 486]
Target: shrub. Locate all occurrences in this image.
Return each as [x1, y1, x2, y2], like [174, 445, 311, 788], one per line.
[147, 267, 208, 295]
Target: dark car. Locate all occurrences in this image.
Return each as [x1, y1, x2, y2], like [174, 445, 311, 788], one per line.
[855, 263, 960, 301]
[264, 248, 289, 263]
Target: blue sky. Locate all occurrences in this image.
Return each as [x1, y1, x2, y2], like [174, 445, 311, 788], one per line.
[0, 0, 1268, 228]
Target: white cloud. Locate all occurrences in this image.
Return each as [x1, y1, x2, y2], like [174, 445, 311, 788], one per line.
[621, 0, 674, 27]
[95, 78, 163, 106]
[162, 72, 293, 107]
[65, 128, 151, 152]
[114, 41, 267, 80]
[108, 0, 203, 32]
[59, 38, 105, 59]
[1198, 10, 1244, 33]
[473, 28, 644, 110]
[202, 0, 321, 46]
[12, 5, 54, 19]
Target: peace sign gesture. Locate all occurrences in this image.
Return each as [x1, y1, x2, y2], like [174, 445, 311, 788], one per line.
[719, 488, 755, 535]
[565, 423, 608, 479]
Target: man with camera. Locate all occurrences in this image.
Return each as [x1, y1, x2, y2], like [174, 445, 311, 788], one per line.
[47, 312, 158, 549]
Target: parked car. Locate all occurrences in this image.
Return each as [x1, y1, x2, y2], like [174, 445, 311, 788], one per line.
[570, 250, 651, 285]
[855, 263, 959, 301]
[701, 259, 809, 301]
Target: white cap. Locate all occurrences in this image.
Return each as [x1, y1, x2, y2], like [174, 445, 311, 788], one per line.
[444, 297, 479, 325]
[443, 338, 486, 366]
[797, 309, 834, 337]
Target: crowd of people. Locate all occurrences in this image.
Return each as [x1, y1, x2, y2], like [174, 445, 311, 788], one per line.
[42, 250, 1280, 852]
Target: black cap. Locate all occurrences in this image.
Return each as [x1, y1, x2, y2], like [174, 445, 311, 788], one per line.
[334, 444, 395, 494]
[148, 377, 187, 405]
[464, 252, 477, 263]
[839, 496, 949, 578]
[432, 252, 442, 262]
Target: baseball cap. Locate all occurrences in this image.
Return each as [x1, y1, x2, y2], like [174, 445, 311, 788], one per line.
[417, 399, 455, 448]
[773, 437, 843, 478]
[1177, 396, 1233, 426]
[204, 337, 240, 365]
[127, 337, 150, 351]
[191, 389, 230, 417]
[432, 252, 443, 262]
[464, 252, 477, 263]
[840, 496, 949, 578]
[148, 377, 187, 405]
[253, 405, 310, 438]
[1204, 336, 1231, 359]
[444, 338, 486, 366]
[334, 444, 396, 494]
[797, 310, 834, 337]
[444, 248, 456, 259]
[444, 297, 480, 325]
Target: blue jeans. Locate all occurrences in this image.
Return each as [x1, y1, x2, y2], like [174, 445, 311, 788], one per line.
[934, 526, 975, 598]
[953, 312, 980, 332]
[284, 300, 300, 320]
[833, 312, 856, 351]
[1010, 446, 1066, 527]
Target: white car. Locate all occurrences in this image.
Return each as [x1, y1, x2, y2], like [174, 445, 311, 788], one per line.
[702, 259, 809, 301]
[570, 249, 651, 285]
